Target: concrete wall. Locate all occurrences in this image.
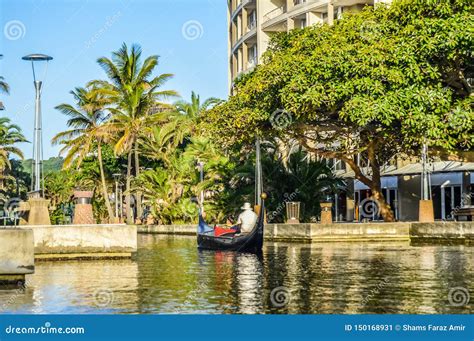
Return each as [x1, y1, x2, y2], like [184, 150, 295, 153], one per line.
[139, 222, 474, 244]
[0, 228, 34, 275]
[138, 222, 411, 242]
[32, 224, 137, 259]
[411, 222, 474, 243]
[139, 224, 195, 235]
[266, 223, 411, 242]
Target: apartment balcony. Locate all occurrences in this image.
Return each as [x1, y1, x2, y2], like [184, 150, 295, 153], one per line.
[288, 0, 328, 18]
[262, 6, 288, 31]
[263, 6, 286, 22]
[230, 0, 256, 20]
[231, 23, 257, 54]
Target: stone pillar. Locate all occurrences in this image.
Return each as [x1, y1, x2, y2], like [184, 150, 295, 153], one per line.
[73, 191, 95, 224]
[346, 199, 355, 222]
[27, 198, 51, 225]
[327, 2, 334, 26]
[286, 18, 294, 32]
[320, 202, 333, 224]
[419, 200, 434, 222]
[242, 42, 248, 70]
[0, 228, 34, 287]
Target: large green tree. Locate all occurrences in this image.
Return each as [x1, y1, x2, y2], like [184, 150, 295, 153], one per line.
[206, 0, 473, 221]
[93, 43, 178, 223]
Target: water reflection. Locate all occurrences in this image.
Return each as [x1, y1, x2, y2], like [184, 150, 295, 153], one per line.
[0, 235, 472, 314]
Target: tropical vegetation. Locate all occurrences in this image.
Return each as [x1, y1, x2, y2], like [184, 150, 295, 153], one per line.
[205, 0, 473, 221]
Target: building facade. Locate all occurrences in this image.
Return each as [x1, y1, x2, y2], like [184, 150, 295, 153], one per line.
[228, 0, 390, 86]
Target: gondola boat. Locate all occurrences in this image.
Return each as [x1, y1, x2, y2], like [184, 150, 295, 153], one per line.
[197, 195, 265, 253]
[196, 139, 265, 253]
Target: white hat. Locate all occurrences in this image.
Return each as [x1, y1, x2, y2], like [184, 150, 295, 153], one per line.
[241, 202, 253, 210]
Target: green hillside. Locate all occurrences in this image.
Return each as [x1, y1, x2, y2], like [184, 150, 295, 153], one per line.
[21, 157, 64, 175]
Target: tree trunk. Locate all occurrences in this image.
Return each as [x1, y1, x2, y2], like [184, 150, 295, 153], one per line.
[298, 137, 396, 222]
[134, 142, 143, 221]
[125, 149, 133, 224]
[371, 185, 395, 222]
[367, 143, 395, 222]
[97, 143, 114, 221]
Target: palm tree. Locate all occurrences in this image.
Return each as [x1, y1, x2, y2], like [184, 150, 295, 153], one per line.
[139, 92, 221, 166]
[0, 76, 9, 95]
[92, 43, 178, 223]
[0, 117, 26, 190]
[51, 86, 115, 220]
[171, 91, 222, 139]
[0, 117, 26, 169]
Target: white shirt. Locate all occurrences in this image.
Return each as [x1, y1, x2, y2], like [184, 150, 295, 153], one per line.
[237, 209, 258, 233]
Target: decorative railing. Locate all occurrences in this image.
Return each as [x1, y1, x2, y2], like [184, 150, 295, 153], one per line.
[263, 6, 285, 22]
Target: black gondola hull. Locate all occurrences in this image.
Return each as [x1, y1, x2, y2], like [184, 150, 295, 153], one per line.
[197, 230, 263, 253]
[196, 202, 265, 253]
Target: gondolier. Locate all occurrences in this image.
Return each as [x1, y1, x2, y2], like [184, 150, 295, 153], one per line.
[236, 202, 258, 234]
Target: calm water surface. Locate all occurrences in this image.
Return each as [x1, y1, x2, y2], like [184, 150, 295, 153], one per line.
[1, 235, 472, 314]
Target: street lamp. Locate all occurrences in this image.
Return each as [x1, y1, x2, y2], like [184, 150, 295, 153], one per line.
[421, 141, 430, 201]
[113, 173, 121, 220]
[419, 140, 434, 222]
[22, 53, 53, 198]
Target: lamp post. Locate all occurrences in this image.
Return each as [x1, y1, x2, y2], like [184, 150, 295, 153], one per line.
[197, 161, 205, 207]
[421, 142, 430, 200]
[21, 54, 53, 225]
[113, 173, 121, 221]
[419, 141, 434, 222]
[22, 53, 53, 198]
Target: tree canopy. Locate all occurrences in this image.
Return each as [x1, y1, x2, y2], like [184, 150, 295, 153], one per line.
[205, 0, 473, 221]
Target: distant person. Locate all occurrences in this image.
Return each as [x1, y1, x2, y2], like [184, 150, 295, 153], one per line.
[236, 203, 258, 234]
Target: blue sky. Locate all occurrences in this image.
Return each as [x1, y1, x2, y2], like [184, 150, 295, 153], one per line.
[0, 0, 228, 158]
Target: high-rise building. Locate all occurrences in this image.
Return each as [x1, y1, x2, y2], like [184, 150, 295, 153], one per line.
[228, 0, 390, 87]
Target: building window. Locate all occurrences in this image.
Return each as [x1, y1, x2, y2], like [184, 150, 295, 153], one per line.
[294, 0, 307, 5]
[326, 158, 346, 171]
[248, 45, 257, 67]
[300, 18, 307, 28]
[247, 10, 256, 30]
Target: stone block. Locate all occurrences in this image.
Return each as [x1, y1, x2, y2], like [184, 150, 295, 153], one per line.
[0, 228, 34, 284]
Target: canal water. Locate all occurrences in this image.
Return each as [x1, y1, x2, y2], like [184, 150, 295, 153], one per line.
[1, 235, 472, 314]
